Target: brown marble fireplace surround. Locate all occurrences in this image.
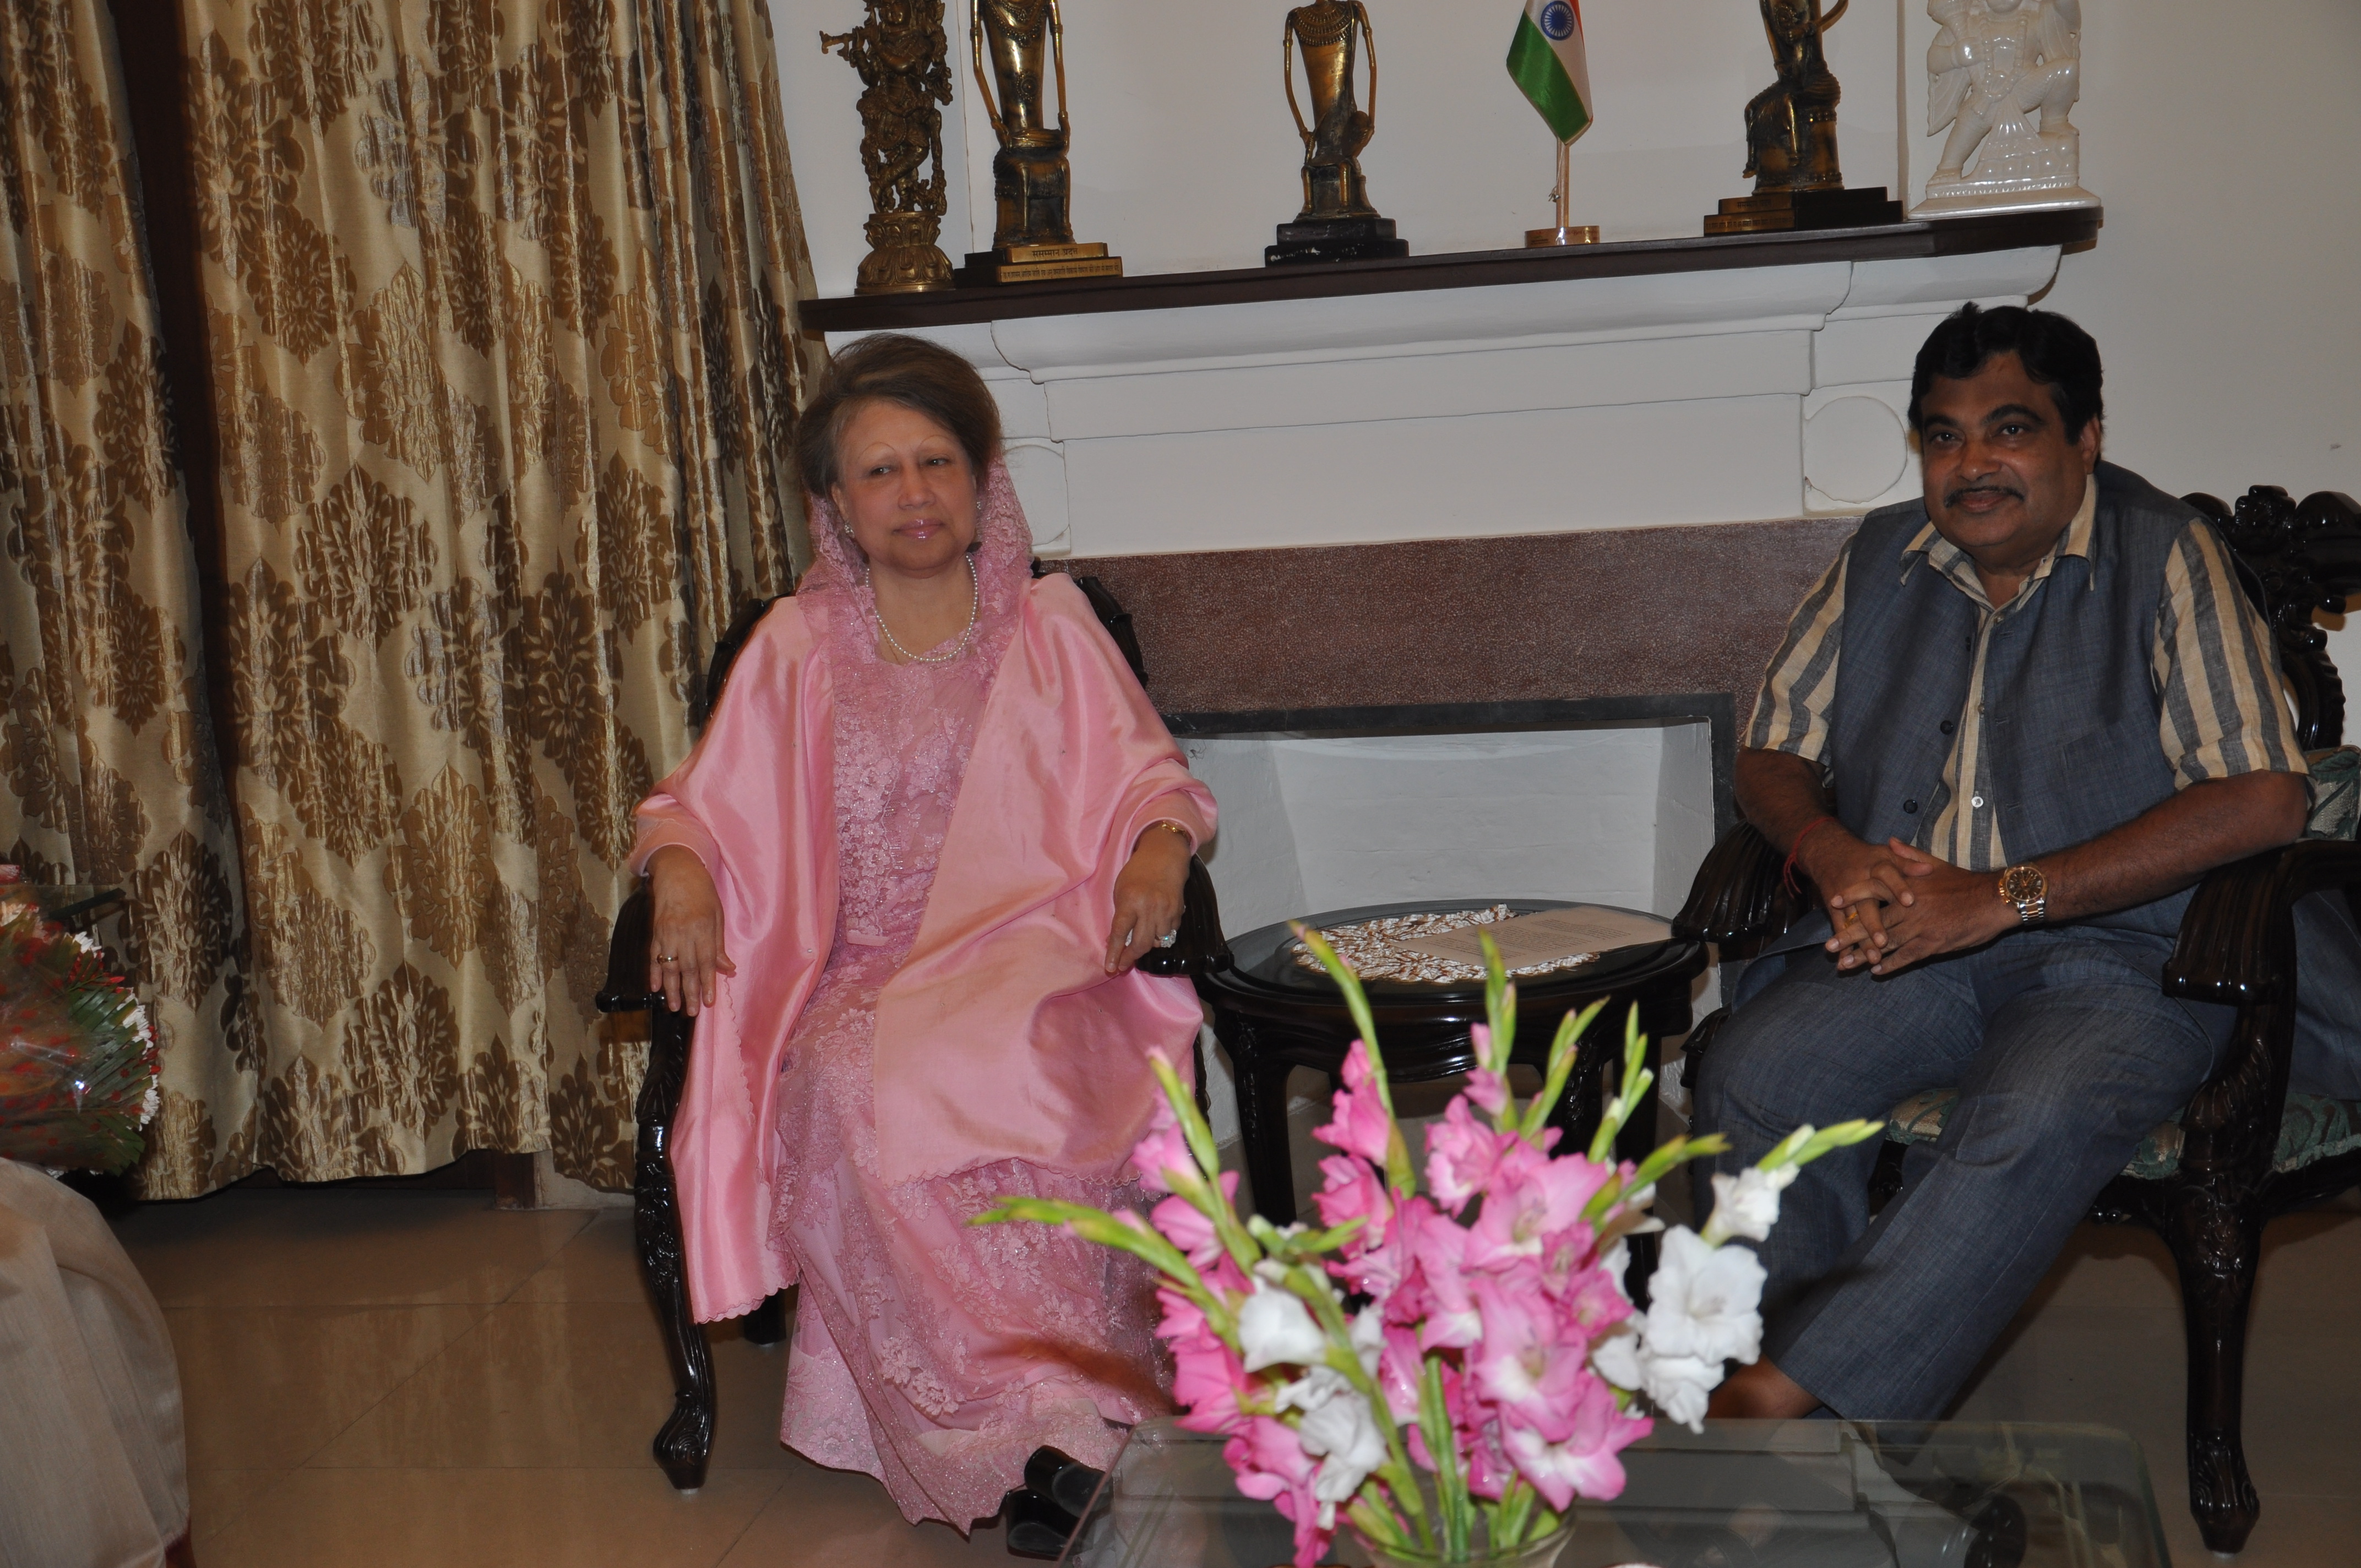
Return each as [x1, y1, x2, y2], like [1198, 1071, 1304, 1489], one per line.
[1057, 514, 1859, 835]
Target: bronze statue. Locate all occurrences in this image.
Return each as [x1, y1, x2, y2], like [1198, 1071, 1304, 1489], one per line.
[822, 0, 955, 294]
[1703, 0, 1900, 234]
[1284, 0, 1379, 220]
[962, 0, 1119, 280]
[1744, 0, 1847, 194]
[1269, 0, 1406, 264]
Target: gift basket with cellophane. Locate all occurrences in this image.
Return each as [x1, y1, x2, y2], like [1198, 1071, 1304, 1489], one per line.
[0, 898, 160, 1172]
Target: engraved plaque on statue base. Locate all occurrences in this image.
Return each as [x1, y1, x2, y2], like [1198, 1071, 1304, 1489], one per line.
[1703, 186, 1903, 236]
[958, 241, 1124, 286]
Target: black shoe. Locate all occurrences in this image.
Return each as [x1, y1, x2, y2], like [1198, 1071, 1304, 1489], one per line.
[1023, 1446, 1107, 1519]
[1003, 1487, 1079, 1560]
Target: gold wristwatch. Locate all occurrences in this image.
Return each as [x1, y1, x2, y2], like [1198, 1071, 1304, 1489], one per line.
[1998, 863, 2048, 925]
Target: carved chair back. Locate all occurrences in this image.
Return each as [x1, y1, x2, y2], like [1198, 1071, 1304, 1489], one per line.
[2194, 486, 2361, 750]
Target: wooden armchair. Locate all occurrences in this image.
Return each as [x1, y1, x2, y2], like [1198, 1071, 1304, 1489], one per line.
[595, 575, 1226, 1493]
[1671, 486, 2361, 1555]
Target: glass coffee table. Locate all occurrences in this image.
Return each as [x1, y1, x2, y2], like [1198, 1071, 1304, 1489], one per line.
[1057, 1418, 2170, 1567]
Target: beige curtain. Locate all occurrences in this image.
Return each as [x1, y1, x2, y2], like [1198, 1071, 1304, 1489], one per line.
[0, 0, 820, 1195]
[0, 0, 253, 1196]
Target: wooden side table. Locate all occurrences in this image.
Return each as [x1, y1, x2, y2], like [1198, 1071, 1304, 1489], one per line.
[1196, 899, 1707, 1228]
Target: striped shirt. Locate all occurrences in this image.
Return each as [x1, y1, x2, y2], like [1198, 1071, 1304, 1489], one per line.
[1748, 478, 2306, 872]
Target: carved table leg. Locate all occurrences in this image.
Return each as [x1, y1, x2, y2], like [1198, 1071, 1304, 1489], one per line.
[2161, 1169, 2265, 1555]
[1232, 1029, 1301, 1226]
[634, 1010, 716, 1493]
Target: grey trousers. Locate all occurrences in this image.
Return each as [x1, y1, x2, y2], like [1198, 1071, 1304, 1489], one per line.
[1691, 927, 2232, 1418]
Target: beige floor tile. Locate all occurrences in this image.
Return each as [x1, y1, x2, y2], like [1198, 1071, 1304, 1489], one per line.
[186, 1468, 290, 1551]
[202, 1467, 786, 1568]
[509, 1208, 645, 1303]
[717, 1455, 1018, 1567]
[311, 1299, 793, 1471]
[169, 1304, 488, 1472]
[116, 1191, 592, 1307]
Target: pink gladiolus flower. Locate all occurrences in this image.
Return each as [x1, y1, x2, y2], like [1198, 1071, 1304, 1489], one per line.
[1402, 1205, 1483, 1349]
[1499, 1371, 1649, 1511]
[1152, 1172, 1238, 1269]
[1465, 1056, 1511, 1117]
[1312, 1041, 1394, 1166]
[1426, 1095, 1511, 1214]
[1129, 1095, 1198, 1194]
[1464, 1141, 1615, 1271]
[1467, 1273, 1593, 1445]
[1172, 1336, 1259, 1436]
[1225, 1415, 1330, 1567]
[1373, 1317, 1424, 1423]
[1312, 1152, 1392, 1244]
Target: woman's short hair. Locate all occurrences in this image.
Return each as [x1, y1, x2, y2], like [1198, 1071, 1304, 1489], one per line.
[1908, 303, 2104, 440]
[795, 333, 1003, 499]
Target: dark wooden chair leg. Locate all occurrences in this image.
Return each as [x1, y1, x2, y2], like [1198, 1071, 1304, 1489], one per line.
[634, 1006, 717, 1493]
[743, 1289, 789, 1348]
[2159, 1170, 2266, 1555]
[1236, 1041, 1301, 1226]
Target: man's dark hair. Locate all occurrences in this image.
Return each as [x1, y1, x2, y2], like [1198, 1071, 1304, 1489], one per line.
[795, 332, 1004, 499]
[1907, 303, 2104, 440]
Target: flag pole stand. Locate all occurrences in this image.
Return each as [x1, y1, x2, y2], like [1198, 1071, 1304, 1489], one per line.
[1525, 137, 1599, 247]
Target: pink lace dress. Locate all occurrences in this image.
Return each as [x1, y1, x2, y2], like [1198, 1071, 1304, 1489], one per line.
[769, 478, 1164, 1527]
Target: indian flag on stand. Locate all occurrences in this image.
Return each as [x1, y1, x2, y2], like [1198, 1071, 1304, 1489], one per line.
[1506, 0, 1593, 143]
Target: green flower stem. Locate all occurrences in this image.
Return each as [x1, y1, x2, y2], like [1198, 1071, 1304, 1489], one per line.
[1419, 1355, 1473, 1558]
[971, 1199, 1235, 1338]
[1495, 1476, 1537, 1548]
[1480, 933, 1516, 1066]
[1586, 1008, 1655, 1164]
[1277, 1262, 1434, 1551]
[1519, 999, 1607, 1145]
[1144, 1054, 1267, 1276]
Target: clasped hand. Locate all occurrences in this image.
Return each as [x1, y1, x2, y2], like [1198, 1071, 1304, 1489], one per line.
[1807, 832, 2018, 977]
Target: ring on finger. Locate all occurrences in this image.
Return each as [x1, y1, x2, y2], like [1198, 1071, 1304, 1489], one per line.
[659, 953, 677, 963]
[1156, 931, 1177, 948]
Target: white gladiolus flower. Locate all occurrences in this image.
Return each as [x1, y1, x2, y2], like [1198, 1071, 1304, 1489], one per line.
[1349, 1303, 1385, 1378]
[1237, 1280, 1330, 1371]
[1642, 1226, 1767, 1367]
[1277, 1366, 1389, 1505]
[1703, 1164, 1799, 1245]
[1590, 1320, 1724, 1433]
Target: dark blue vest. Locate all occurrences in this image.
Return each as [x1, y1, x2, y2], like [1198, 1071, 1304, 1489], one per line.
[1829, 461, 2194, 940]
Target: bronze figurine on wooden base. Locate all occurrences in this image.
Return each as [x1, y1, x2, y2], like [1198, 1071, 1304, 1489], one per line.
[1268, 0, 1407, 266]
[823, 0, 956, 294]
[1704, 0, 1902, 236]
[962, 0, 1122, 286]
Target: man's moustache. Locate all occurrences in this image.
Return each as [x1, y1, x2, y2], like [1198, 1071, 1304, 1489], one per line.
[1945, 483, 2025, 505]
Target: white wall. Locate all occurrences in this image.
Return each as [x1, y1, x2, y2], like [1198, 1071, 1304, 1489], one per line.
[1182, 722, 1715, 939]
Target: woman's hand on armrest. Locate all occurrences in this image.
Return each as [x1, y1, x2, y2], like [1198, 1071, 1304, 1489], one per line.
[1105, 825, 1192, 976]
[648, 844, 737, 1015]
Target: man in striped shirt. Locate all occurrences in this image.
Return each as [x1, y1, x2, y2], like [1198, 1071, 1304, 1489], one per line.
[1694, 304, 2322, 1423]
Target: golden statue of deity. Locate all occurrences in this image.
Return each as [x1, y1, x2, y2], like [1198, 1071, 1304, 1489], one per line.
[1702, 0, 1901, 234]
[822, 0, 955, 293]
[1269, 0, 1406, 264]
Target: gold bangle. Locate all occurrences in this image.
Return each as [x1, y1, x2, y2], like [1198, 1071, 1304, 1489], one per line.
[1144, 819, 1192, 847]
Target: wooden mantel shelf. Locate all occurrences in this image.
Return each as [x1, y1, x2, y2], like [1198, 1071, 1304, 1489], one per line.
[799, 208, 2099, 334]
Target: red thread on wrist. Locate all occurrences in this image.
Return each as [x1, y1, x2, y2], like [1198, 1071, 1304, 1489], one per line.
[1782, 815, 1839, 897]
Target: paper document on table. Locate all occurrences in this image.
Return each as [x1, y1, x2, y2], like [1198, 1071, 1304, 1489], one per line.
[1392, 906, 1671, 969]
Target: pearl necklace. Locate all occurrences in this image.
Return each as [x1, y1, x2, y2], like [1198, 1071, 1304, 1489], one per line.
[869, 554, 978, 665]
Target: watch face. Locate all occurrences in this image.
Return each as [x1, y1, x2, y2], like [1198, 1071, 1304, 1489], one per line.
[2000, 864, 2046, 902]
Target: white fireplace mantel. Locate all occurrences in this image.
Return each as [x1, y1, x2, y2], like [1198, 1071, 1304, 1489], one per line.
[806, 218, 2093, 558]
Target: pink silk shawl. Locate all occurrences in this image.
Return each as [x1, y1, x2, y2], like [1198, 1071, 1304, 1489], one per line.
[631, 467, 1215, 1324]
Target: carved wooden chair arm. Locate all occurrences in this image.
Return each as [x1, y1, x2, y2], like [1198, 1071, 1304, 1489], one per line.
[2164, 839, 2361, 1007]
[598, 886, 661, 1014]
[1671, 822, 1803, 945]
[2165, 839, 2361, 1143]
[1137, 854, 1234, 978]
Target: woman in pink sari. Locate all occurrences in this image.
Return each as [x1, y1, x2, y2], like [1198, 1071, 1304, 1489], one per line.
[629, 335, 1214, 1546]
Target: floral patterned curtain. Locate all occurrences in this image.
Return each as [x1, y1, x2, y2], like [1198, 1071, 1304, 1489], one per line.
[0, 0, 252, 1195]
[0, 0, 820, 1196]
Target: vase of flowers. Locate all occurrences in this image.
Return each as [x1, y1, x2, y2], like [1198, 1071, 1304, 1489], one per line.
[0, 899, 161, 1173]
[980, 927, 1873, 1568]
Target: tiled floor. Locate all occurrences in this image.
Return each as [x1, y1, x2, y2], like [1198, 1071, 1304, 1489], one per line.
[112, 1189, 2361, 1566]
